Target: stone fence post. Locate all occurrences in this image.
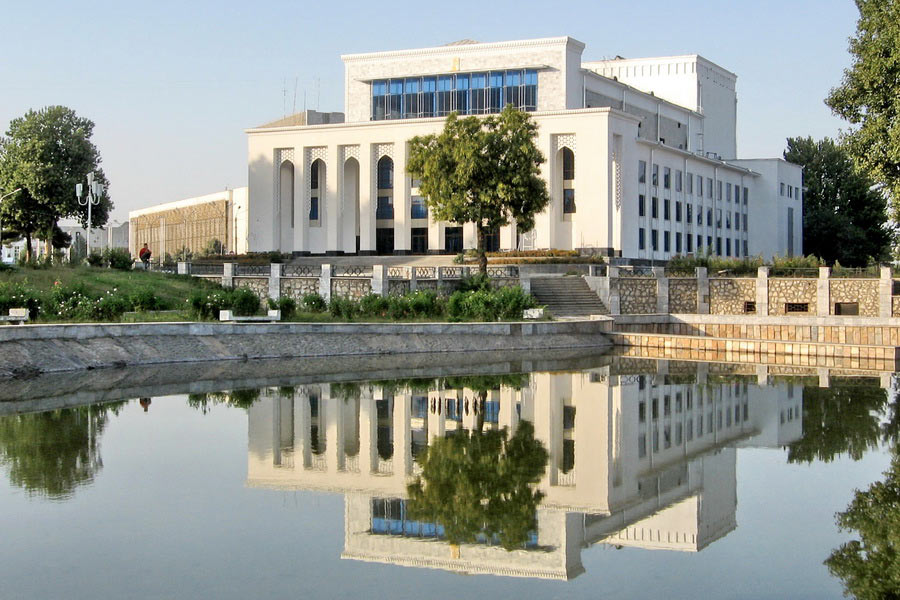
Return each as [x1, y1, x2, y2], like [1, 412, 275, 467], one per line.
[177, 261, 190, 275]
[269, 263, 282, 301]
[222, 262, 235, 289]
[880, 265, 892, 318]
[696, 267, 709, 314]
[653, 266, 668, 314]
[371, 265, 387, 297]
[409, 266, 418, 292]
[607, 266, 620, 315]
[320, 264, 332, 301]
[817, 266, 831, 316]
[756, 266, 769, 316]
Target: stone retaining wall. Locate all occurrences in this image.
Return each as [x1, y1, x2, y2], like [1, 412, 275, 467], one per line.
[709, 278, 755, 315]
[668, 279, 697, 313]
[331, 278, 371, 300]
[768, 279, 817, 315]
[280, 278, 319, 301]
[830, 279, 879, 316]
[234, 277, 269, 300]
[619, 279, 657, 314]
[0, 320, 612, 379]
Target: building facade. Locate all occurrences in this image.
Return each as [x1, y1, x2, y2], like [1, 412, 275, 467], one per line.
[246, 36, 803, 260]
[128, 188, 249, 260]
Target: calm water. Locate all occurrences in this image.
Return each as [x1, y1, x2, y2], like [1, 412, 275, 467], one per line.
[0, 357, 896, 599]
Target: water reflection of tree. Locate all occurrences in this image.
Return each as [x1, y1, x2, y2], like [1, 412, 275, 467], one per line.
[0, 402, 126, 500]
[187, 388, 261, 414]
[788, 384, 891, 464]
[406, 420, 548, 551]
[826, 449, 900, 599]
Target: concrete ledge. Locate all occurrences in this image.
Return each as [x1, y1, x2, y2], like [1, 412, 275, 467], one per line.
[0, 319, 612, 379]
[613, 313, 900, 327]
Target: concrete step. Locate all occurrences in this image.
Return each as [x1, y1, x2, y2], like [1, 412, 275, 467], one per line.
[530, 276, 608, 317]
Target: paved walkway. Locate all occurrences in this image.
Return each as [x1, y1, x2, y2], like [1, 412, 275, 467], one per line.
[286, 255, 459, 266]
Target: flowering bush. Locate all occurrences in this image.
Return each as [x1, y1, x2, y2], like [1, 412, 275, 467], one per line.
[0, 282, 43, 319]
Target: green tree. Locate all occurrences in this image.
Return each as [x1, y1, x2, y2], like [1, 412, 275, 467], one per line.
[407, 105, 550, 274]
[826, 0, 900, 222]
[826, 449, 900, 599]
[788, 384, 888, 464]
[406, 420, 548, 550]
[0, 106, 111, 261]
[784, 137, 890, 266]
[0, 402, 125, 500]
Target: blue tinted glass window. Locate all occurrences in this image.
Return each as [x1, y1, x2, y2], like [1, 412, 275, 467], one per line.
[525, 69, 537, 85]
[455, 74, 469, 114]
[309, 197, 319, 221]
[377, 157, 393, 189]
[376, 196, 393, 219]
[422, 77, 435, 117]
[411, 196, 427, 219]
[489, 71, 503, 111]
[404, 78, 419, 93]
[437, 76, 452, 91]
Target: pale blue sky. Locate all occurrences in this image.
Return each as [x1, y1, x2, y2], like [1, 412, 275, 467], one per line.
[1, 0, 859, 221]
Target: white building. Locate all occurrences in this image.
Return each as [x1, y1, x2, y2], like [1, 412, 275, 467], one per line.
[246, 367, 801, 580]
[246, 36, 803, 260]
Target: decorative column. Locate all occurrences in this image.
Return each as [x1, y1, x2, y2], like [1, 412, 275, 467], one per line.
[817, 266, 831, 316]
[319, 264, 332, 301]
[222, 262, 235, 289]
[696, 267, 709, 314]
[269, 263, 282, 301]
[879, 265, 892, 318]
[607, 266, 620, 315]
[371, 264, 387, 297]
[756, 266, 770, 316]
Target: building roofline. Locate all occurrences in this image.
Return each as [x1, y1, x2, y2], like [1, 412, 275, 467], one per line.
[341, 36, 585, 63]
[581, 69, 704, 118]
[583, 54, 737, 80]
[245, 106, 640, 135]
[128, 188, 245, 219]
[636, 138, 760, 175]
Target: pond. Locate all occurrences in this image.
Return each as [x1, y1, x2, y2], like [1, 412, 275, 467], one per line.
[0, 353, 896, 599]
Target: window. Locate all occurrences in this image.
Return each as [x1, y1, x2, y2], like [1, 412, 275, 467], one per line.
[743, 213, 748, 232]
[726, 182, 732, 202]
[421, 77, 435, 117]
[686, 204, 692, 223]
[697, 205, 702, 225]
[717, 180, 723, 201]
[664, 231, 670, 252]
[309, 197, 319, 221]
[716, 209, 722, 228]
[436, 75, 453, 116]
[411, 196, 427, 219]
[562, 148, 575, 180]
[788, 185, 793, 198]
[652, 164, 659, 186]
[444, 226, 463, 252]
[786, 303, 809, 313]
[403, 78, 420, 118]
[309, 159, 323, 225]
[744, 301, 756, 313]
[376, 196, 394, 220]
[675, 201, 682, 222]
[686, 172, 693, 194]
[716, 237, 722, 255]
[686, 233, 693, 253]
[707, 208, 713, 226]
[743, 187, 749, 205]
[795, 186, 800, 201]
[638, 194, 646, 217]
[675, 170, 683, 192]
[652, 197, 659, 219]
[698, 176, 704, 197]
[726, 238, 731, 256]
[664, 167, 671, 189]
[743, 240, 748, 256]
[734, 238, 740, 256]
[563, 189, 576, 214]
[411, 227, 428, 254]
[638, 227, 646, 250]
[675, 232, 682, 253]
[664, 199, 671, 220]
[834, 302, 859, 316]
[377, 156, 393, 190]
[780, 182, 785, 196]
[651, 229, 658, 251]
[638, 160, 647, 184]
[726, 212, 731, 229]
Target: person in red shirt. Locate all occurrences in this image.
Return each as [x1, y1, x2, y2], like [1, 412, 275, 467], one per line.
[139, 243, 151, 268]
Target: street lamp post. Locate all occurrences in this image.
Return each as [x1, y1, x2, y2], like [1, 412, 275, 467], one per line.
[76, 173, 103, 258]
[0, 188, 22, 262]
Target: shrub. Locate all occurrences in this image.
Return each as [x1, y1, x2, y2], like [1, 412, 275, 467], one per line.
[268, 296, 296, 319]
[128, 287, 168, 312]
[301, 293, 327, 312]
[386, 295, 410, 319]
[359, 293, 389, 317]
[407, 289, 440, 317]
[86, 252, 105, 267]
[0, 282, 43, 319]
[453, 252, 465, 264]
[447, 285, 536, 321]
[457, 273, 492, 293]
[105, 248, 134, 270]
[328, 296, 357, 320]
[493, 285, 537, 320]
[188, 289, 233, 320]
[231, 288, 261, 316]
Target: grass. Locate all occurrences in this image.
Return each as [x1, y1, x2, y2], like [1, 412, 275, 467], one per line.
[1, 265, 218, 308]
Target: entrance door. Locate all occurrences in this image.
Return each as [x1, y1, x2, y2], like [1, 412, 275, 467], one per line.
[376, 228, 394, 254]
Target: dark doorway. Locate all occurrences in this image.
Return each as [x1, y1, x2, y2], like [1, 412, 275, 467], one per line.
[411, 227, 428, 254]
[376, 228, 394, 255]
[444, 227, 463, 253]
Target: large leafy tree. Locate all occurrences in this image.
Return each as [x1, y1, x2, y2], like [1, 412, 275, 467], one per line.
[0, 106, 111, 260]
[826, 449, 900, 599]
[784, 137, 890, 266]
[406, 420, 548, 551]
[826, 0, 900, 221]
[407, 105, 550, 274]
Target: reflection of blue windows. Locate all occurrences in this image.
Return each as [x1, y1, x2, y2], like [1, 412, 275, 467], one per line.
[376, 196, 393, 220]
[411, 196, 427, 219]
[377, 156, 393, 190]
[309, 197, 318, 221]
[372, 69, 538, 120]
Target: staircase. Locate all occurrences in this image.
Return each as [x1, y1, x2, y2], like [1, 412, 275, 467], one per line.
[529, 276, 608, 317]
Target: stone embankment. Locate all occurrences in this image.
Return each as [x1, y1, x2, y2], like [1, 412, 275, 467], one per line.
[0, 320, 613, 379]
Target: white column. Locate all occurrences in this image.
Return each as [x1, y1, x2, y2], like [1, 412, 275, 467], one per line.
[394, 141, 409, 253]
[359, 146, 376, 254]
[327, 145, 341, 253]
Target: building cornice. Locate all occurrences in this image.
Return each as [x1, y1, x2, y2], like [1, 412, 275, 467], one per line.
[341, 36, 584, 63]
[582, 69, 704, 118]
[583, 54, 737, 81]
[636, 138, 760, 176]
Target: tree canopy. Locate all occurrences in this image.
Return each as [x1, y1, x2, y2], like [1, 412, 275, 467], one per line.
[0, 106, 111, 260]
[407, 105, 550, 273]
[826, 0, 900, 221]
[826, 449, 900, 599]
[784, 136, 889, 266]
[406, 420, 548, 550]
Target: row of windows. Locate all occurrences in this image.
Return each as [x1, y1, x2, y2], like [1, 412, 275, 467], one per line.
[639, 229, 749, 257]
[637, 402, 749, 457]
[638, 195, 748, 231]
[373, 196, 429, 220]
[638, 161, 749, 204]
[372, 70, 538, 121]
[780, 182, 801, 200]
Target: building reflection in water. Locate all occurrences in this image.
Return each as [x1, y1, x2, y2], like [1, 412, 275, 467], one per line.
[247, 366, 804, 580]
